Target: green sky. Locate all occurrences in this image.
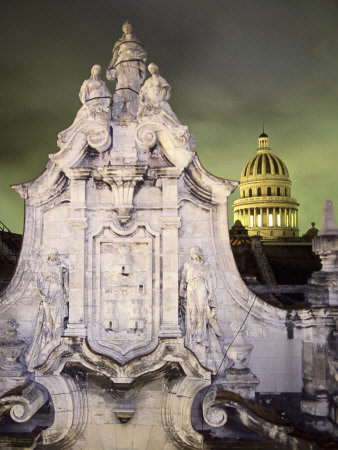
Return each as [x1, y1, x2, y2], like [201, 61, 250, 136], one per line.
[1, 0, 338, 234]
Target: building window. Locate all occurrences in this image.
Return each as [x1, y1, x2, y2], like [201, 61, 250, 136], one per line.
[277, 213, 281, 226]
[257, 213, 262, 227]
[257, 187, 261, 196]
[249, 188, 252, 197]
[267, 187, 271, 196]
[285, 188, 287, 196]
[277, 187, 280, 196]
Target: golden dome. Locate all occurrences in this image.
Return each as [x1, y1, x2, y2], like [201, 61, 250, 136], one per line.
[241, 151, 289, 180]
[233, 132, 299, 239]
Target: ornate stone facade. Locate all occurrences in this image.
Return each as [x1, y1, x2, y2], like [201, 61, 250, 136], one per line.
[0, 22, 337, 449]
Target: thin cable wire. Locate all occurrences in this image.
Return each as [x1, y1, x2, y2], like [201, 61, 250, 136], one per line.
[211, 295, 256, 387]
[201, 294, 257, 442]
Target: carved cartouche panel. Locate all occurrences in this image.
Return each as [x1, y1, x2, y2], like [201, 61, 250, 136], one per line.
[88, 223, 160, 364]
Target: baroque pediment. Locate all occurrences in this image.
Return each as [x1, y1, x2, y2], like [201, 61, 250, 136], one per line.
[2, 21, 330, 450]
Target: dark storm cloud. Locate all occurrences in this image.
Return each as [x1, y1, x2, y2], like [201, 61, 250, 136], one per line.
[1, 0, 338, 233]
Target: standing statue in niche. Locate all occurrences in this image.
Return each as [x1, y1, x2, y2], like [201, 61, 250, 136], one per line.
[58, 64, 112, 145]
[180, 247, 224, 372]
[106, 21, 147, 121]
[26, 249, 69, 370]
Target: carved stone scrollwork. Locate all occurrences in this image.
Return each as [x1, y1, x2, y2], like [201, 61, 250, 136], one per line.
[136, 121, 195, 169]
[162, 371, 210, 450]
[93, 165, 148, 224]
[201, 387, 308, 448]
[0, 382, 48, 423]
[36, 374, 87, 448]
[57, 65, 112, 153]
[202, 389, 228, 427]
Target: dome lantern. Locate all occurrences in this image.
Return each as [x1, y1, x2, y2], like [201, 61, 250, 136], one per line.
[258, 131, 270, 151]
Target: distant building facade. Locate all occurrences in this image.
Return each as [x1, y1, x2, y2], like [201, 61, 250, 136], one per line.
[0, 221, 22, 291]
[233, 132, 299, 239]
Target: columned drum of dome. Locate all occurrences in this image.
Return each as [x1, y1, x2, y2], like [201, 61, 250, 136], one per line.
[233, 132, 299, 239]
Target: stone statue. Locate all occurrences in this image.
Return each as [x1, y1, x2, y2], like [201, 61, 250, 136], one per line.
[106, 21, 147, 121]
[180, 247, 225, 372]
[138, 63, 180, 123]
[180, 247, 222, 344]
[58, 65, 112, 145]
[26, 250, 69, 370]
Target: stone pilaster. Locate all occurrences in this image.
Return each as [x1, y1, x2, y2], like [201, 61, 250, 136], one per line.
[300, 313, 334, 426]
[158, 168, 182, 337]
[64, 168, 91, 337]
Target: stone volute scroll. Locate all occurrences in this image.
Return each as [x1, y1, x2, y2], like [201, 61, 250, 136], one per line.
[26, 249, 69, 370]
[106, 20, 147, 121]
[136, 62, 195, 156]
[179, 246, 226, 373]
[135, 63, 195, 171]
[55, 64, 112, 156]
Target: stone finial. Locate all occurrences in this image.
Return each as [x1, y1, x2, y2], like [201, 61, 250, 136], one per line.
[319, 200, 338, 236]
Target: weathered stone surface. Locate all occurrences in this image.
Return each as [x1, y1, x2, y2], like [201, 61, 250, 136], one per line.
[0, 22, 337, 448]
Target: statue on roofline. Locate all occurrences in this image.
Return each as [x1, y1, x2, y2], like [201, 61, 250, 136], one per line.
[138, 62, 180, 123]
[106, 21, 147, 121]
[57, 64, 112, 146]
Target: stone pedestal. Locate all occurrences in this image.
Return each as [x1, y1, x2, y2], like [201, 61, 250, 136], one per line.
[222, 367, 260, 400]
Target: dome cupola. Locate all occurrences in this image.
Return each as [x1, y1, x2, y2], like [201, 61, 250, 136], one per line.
[233, 131, 299, 239]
